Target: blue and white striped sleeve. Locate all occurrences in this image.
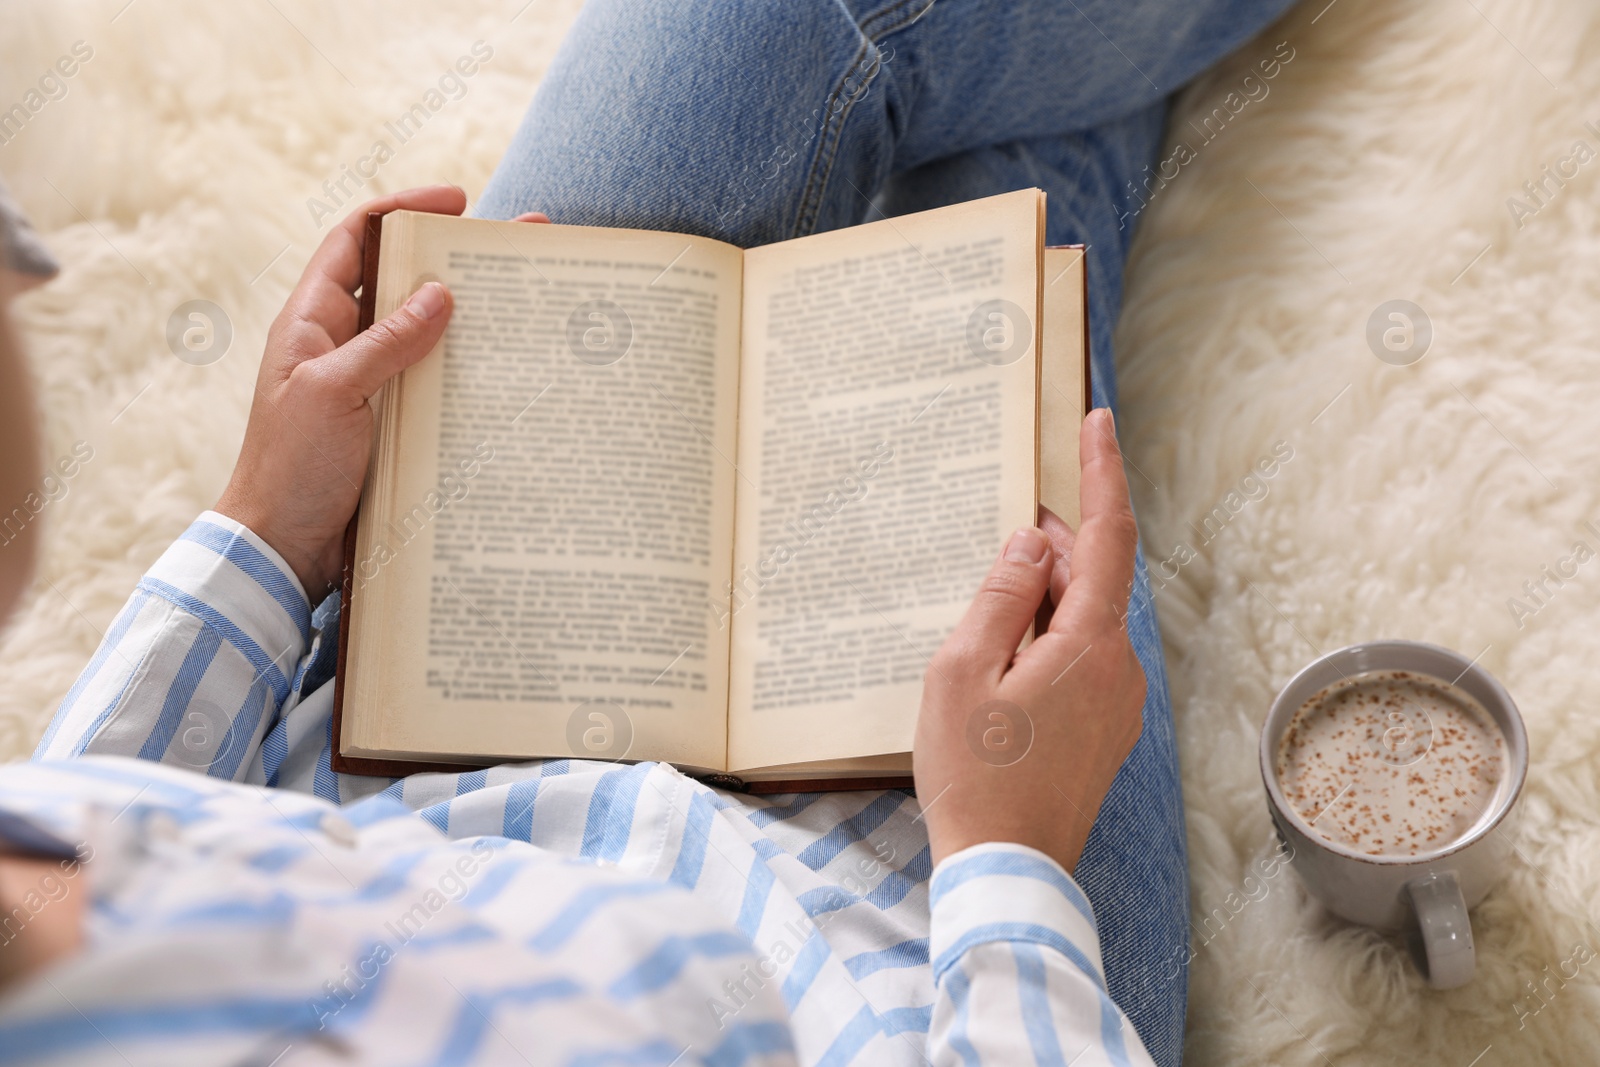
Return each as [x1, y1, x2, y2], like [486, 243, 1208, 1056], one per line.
[926, 842, 1158, 1067]
[34, 511, 312, 781]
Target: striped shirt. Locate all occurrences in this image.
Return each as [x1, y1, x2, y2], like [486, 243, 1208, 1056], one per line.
[8, 512, 1156, 1066]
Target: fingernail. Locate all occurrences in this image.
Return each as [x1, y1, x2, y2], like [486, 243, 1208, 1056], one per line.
[405, 282, 447, 320]
[1005, 526, 1048, 564]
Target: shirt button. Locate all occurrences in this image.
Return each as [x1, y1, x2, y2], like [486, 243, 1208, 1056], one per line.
[319, 813, 359, 848]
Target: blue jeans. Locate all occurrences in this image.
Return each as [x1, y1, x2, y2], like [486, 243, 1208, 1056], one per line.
[479, 2, 1295, 1061]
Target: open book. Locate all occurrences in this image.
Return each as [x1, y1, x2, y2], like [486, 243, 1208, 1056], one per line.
[331, 188, 1088, 790]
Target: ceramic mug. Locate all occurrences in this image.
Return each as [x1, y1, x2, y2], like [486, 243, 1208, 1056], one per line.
[1259, 640, 1528, 989]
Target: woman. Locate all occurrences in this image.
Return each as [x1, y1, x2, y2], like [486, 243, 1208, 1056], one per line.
[4, 1, 1295, 1061]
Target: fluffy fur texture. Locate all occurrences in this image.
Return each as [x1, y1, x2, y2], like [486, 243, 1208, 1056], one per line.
[3, 0, 1599, 1061]
[1120, 0, 1600, 1061]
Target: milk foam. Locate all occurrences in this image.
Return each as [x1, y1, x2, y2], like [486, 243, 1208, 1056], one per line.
[1275, 669, 1506, 857]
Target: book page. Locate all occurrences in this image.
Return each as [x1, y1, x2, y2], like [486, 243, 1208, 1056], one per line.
[1041, 247, 1088, 530]
[343, 212, 741, 771]
[728, 189, 1043, 774]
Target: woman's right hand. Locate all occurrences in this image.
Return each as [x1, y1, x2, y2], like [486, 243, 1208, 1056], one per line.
[911, 408, 1146, 874]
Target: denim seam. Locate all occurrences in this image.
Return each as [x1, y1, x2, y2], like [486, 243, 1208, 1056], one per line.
[792, 0, 925, 238]
[793, 39, 873, 238]
[857, 0, 925, 41]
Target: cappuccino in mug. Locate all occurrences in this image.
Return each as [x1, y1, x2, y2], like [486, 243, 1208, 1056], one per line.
[1274, 669, 1506, 857]
[1261, 642, 1528, 988]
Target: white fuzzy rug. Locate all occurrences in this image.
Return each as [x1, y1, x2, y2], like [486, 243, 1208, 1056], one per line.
[5, 0, 1600, 1061]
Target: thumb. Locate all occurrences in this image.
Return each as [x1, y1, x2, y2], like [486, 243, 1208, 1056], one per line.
[942, 526, 1054, 676]
[327, 282, 453, 399]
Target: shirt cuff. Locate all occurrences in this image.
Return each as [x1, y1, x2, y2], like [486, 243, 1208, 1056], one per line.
[928, 842, 1108, 993]
[135, 511, 312, 704]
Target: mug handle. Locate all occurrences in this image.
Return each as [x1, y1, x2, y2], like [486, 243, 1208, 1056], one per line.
[1406, 871, 1474, 989]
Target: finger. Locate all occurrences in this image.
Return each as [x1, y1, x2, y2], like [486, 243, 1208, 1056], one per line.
[939, 525, 1054, 676]
[1051, 408, 1138, 634]
[311, 184, 468, 295]
[1038, 505, 1075, 608]
[308, 281, 452, 401]
[512, 211, 551, 224]
[283, 185, 468, 345]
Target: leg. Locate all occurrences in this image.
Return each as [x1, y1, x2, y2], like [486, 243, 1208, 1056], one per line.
[478, 0, 1297, 249]
[477, 2, 1294, 1061]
